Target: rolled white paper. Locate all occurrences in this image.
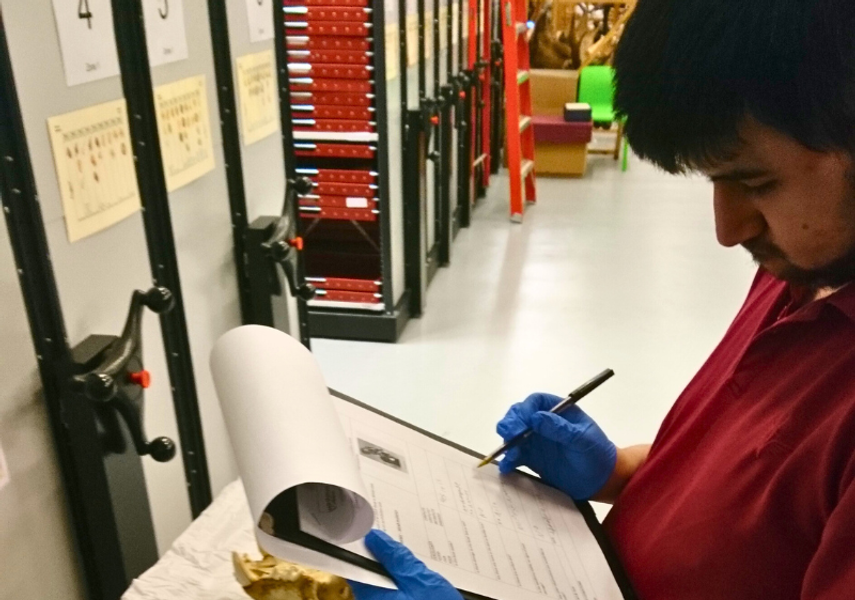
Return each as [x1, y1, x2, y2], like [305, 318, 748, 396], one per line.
[210, 325, 374, 550]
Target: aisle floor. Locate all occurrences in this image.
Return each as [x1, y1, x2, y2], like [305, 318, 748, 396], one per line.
[313, 156, 758, 468]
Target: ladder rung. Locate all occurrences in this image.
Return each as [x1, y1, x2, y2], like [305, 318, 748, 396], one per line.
[517, 70, 530, 84]
[472, 153, 489, 167]
[519, 115, 532, 132]
[516, 22, 527, 35]
[521, 159, 535, 178]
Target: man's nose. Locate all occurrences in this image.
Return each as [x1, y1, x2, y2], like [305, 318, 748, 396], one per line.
[713, 183, 766, 247]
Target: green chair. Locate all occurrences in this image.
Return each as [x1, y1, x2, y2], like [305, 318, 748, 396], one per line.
[577, 65, 629, 171]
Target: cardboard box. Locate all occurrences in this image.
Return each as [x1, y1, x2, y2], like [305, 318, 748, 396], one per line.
[534, 141, 588, 177]
[531, 69, 579, 116]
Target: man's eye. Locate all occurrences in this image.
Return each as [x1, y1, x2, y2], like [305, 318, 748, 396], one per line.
[743, 181, 777, 196]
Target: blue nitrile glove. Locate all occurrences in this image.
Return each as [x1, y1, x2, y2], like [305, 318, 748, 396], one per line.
[349, 530, 463, 600]
[496, 392, 617, 500]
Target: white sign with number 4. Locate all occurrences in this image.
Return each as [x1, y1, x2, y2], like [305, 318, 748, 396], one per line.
[245, 0, 274, 43]
[52, 0, 121, 87]
[142, 0, 189, 67]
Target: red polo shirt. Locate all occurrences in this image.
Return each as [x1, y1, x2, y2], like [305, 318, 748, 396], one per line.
[604, 270, 855, 599]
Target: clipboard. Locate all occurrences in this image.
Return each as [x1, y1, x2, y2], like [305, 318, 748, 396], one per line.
[266, 390, 638, 600]
[211, 326, 638, 600]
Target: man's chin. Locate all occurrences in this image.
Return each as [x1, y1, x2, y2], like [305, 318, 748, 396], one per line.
[753, 256, 791, 278]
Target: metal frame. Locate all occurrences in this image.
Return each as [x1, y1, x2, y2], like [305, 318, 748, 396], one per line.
[206, 0, 254, 325]
[111, 0, 212, 517]
[272, 0, 315, 344]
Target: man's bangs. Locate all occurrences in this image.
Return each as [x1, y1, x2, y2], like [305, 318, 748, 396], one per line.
[619, 105, 744, 174]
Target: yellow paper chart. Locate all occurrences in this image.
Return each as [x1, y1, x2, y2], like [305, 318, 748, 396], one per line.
[154, 75, 216, 192]
[236, 50, 280, 146]
[385, 26, 399, 81]
[47, 99, 141, 243]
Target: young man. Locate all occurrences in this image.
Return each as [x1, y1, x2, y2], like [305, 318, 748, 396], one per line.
[350, 0, 855, 597]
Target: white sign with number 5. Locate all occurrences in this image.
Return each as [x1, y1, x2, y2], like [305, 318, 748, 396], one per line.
[51, 0, 121, 87]
[245, 0, 274, 43]
[142, 0, 189, 67]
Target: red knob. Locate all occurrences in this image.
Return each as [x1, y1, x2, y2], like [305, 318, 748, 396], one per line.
[288, 237, 304, 251]
[430, 115, 440, 125]
[128, 370, 151, 389]
[459, 91, 466, 99]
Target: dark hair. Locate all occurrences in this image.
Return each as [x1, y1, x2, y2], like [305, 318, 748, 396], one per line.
[613, 0, 855, 173]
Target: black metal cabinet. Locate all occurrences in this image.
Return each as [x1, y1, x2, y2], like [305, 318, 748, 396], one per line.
[277, 0, 414, 342]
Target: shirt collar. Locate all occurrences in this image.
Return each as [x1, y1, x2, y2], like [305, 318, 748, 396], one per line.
[787, 281, 855, 323]
[825, 282, 855, 322]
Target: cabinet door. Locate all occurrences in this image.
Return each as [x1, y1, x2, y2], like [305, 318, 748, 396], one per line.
[144, 0, 244, 509]
[220, 0, 301, 337]
[2, 0, 195, 552]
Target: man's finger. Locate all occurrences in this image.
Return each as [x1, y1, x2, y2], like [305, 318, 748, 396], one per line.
[365, 530, 427, 579]
[498, 446, 523, 473]
[530, 411, 582, 444]
[496, 412, 527, 439]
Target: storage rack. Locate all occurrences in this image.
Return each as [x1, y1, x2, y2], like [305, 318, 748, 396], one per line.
[279, 0, 412, 342]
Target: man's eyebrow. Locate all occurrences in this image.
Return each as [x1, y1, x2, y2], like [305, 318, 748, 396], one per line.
[708, 168, 771, 182]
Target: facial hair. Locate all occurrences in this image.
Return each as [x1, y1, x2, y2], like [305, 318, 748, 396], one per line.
[743, 238, 855, 289]
[742, 171, 855, 289]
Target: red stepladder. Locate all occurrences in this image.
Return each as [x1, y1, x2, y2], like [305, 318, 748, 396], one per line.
[501, 0, 536, 222]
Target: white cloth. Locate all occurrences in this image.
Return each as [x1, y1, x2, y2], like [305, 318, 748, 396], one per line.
[123, 480, 257, 600]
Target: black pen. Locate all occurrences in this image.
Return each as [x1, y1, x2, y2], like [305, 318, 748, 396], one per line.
[476, 368, 615, 469]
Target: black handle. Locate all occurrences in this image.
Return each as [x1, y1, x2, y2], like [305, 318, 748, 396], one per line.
[71, 287, 177, 462]
[262, 177, 317, 301]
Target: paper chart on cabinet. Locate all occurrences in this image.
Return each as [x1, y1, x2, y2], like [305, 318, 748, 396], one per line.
[47, 99, 141, 242]
[330, 399, 624, 600]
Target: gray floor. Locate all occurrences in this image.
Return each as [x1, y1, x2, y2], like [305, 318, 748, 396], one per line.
[314, 155, 758, 471]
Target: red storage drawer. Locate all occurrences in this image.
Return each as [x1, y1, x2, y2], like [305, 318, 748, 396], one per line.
[287, 49, 372, 65]
[299, 205, 379, 221]
[284, 0, 369, 6]
[294, 142, 376, 158]
[285, 21, 371, 36]
[314, 289, 382, 303]
[288, 63, 373, 80]
[284, 6, 371, 22]
[290, 78, 373, 93]
[299, 195, 376, 208]
[296, 168, 377, 184]
[290, 91, 374, 106]
[291, 104, 374, 120]
[286, 37, 372, 52]
[293, 118, 375, 133]
[309, 181, 377, 196]
[306, 277, 382, 293]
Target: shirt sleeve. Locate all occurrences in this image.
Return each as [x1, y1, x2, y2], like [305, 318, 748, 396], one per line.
[801, 465, 855, 598]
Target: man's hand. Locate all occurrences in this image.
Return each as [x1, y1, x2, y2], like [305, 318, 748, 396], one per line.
[496, 392, 618, 501]
[349, 530, 463, 600]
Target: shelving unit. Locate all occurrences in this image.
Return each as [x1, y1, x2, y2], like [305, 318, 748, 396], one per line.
[278, 0, 412, 342]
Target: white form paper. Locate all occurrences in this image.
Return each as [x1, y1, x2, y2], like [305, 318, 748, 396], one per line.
[141, 0, 190, 67]
[51, 0, 121, 86]
[210, 326, 625, 599]
[245, 0, 275, 42]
